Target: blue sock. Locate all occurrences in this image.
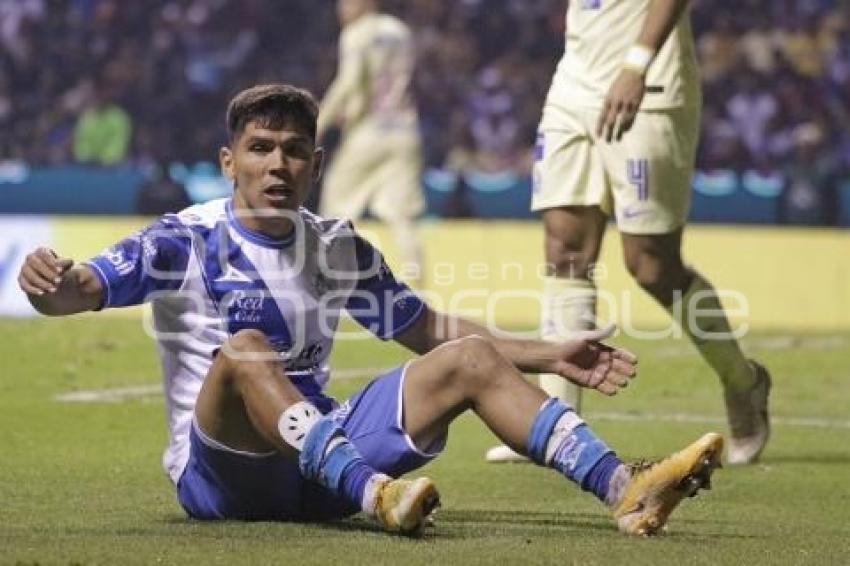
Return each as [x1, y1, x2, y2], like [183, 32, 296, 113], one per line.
[581, 451, 622, 502]
[300, 414, 378, 510]
[526, 397, 622, 502]
[328, 444, 375, 510]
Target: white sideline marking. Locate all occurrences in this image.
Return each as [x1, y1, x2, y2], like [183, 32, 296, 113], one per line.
[53, 366, 388, 403]
[653, 334, 847, 357]
[54, 331, 847, 401]
[56, 384, 162, 403]
[587, 411, 850, 430]
[54, 377, 850, 430]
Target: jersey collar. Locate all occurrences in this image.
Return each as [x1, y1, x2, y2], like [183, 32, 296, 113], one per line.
[225, 199, 297, 249]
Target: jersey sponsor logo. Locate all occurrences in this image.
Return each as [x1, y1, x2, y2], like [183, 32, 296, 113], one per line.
[627, 159, 650, 202]
[203, 225, 294, 349]
[230, 292, 264, 323]
[140, 233, 157, 260]
[102, 248, 134, 276]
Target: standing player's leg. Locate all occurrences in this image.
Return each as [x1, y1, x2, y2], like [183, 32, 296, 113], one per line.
[487, 104, 607, 463]
[371, 132, 426, 287]
[189, 329, 438, 533]
[620, 231, 770, 464]
[319, 128, 378, 221]
[532, 107, 612, 415]
[602, 106, 770, 466]
[403, 335, 723, 535]
[538, 205, 607, 412]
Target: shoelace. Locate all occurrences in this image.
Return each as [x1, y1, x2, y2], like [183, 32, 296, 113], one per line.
[627, 458, 658, 477]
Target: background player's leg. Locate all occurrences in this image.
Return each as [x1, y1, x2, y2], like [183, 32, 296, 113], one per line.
[621, 230, 770, 463]
[620, 230, 754, 390]
[485, 205, 605, 462]
[386, 215, 424, 285]
[540, 206, 607, 412]
[371, 137, 426, 287]
[318, 132, 376, 220]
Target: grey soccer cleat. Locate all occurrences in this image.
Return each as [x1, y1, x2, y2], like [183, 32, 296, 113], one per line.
[725, 360, 771, 465]
[485, 444, 529, 463]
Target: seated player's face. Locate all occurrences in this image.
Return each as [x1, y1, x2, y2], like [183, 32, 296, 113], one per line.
[224, 120, 320, 216]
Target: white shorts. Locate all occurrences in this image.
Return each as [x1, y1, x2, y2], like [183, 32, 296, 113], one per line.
[320, 122, 425, 222]
[531, 99, 700, 234]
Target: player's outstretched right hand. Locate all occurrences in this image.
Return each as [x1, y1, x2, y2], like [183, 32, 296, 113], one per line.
[17, 247, 75, 296]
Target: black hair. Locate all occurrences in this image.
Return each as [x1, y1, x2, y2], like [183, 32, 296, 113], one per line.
[226, 84, 319, 142]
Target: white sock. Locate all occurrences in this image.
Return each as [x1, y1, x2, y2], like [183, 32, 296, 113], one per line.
[361, 473, 392, 517]
[543, 410, 586, 464]
[539, 276, 597, 413]
[604, 464, 631, 507]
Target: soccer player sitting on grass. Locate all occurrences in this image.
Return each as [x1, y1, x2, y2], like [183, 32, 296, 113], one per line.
[18, 84, 723, 536]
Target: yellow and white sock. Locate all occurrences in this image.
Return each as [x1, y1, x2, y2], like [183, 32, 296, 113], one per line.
[668, 272, 755, 391]
[539, 276, 597, 414]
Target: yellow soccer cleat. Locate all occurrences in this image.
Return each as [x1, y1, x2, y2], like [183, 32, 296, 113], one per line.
[613, 432, 724, 536]
[373, 477, 441, 536]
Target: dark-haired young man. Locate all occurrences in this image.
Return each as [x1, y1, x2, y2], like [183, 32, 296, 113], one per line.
[19, 84, 723, 537]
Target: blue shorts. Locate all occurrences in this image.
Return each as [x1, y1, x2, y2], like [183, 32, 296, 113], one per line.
[176, 364, 445, 521]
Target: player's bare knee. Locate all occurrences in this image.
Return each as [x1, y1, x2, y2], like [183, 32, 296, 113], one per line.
[223, 328, 272, 357]
[545, 234, 596, 278]
[217, 329, 276, 385]
[443, 335, 505, 390]
[626, 256, 681, 303]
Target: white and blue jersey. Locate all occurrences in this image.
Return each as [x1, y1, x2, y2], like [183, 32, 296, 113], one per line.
[84, 198, 425, 484]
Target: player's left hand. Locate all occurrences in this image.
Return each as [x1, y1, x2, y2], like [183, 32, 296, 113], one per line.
[596, 69, 645, 143]
[546, 324, 638, 396]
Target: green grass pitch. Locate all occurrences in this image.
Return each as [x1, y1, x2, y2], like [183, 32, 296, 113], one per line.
[1, 316, 849, 565]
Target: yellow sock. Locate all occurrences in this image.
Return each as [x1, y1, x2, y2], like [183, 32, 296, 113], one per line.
[668, 272, 755, 391]
[539, 276, 597, 413]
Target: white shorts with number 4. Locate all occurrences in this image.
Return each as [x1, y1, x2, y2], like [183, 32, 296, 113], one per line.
[531, 98, 700, 235]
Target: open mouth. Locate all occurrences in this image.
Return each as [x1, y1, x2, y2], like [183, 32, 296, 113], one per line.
[263, 185, 293, 202]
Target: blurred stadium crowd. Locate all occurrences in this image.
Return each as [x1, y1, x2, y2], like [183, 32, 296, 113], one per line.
[1, 0, 849, 222]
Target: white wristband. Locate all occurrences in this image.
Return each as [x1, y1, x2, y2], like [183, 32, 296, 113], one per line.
[623, 44, 655, 75]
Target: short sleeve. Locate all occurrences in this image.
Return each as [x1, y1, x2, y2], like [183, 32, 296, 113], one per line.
[84, 215, 193, 308]
[344, 235, 425, 340]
